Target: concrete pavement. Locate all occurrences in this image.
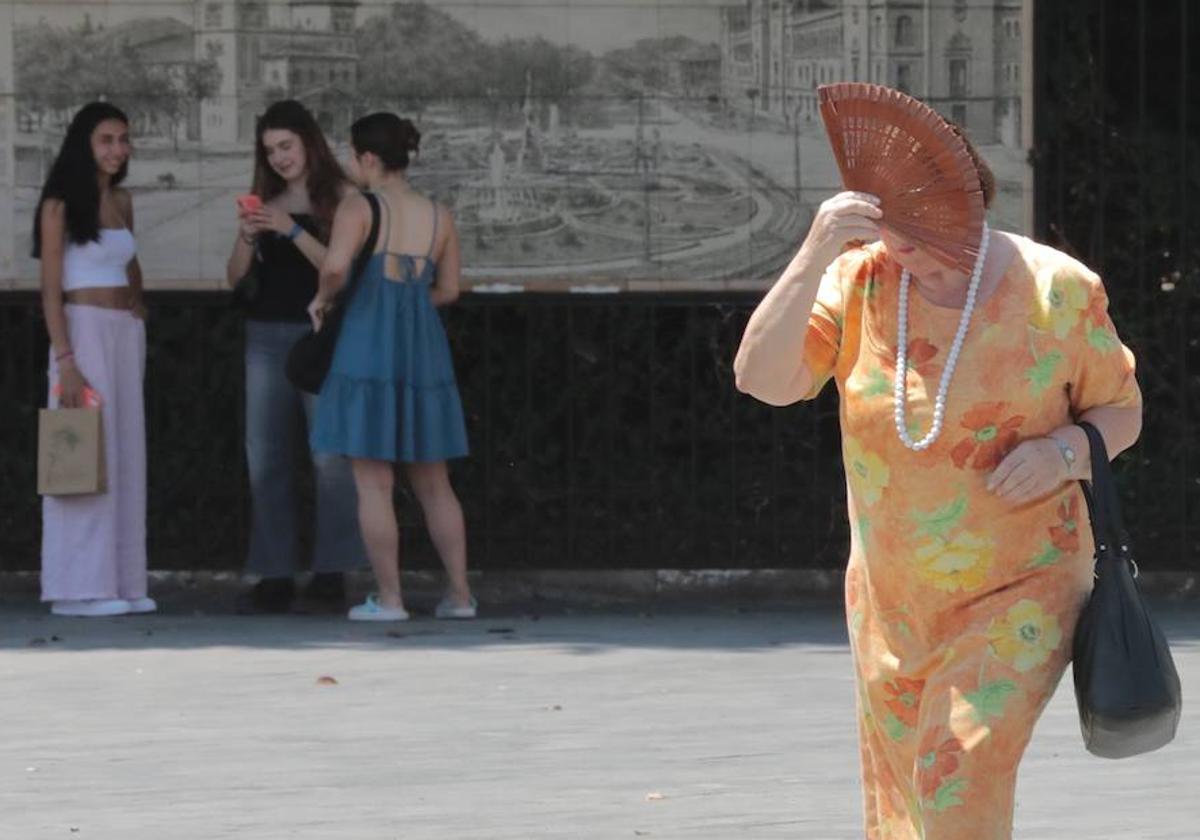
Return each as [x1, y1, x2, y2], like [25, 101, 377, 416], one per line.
[2, 599, 1196, 839]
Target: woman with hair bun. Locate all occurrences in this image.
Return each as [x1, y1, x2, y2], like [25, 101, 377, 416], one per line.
[309, 113, 474, 622]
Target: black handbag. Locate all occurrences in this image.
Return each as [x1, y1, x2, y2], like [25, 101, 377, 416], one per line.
[285, 192, 381, 395]
[1072, 420, 1182, 759]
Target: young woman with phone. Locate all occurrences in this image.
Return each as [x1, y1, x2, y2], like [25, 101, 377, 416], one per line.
[225, 100, 366, 613]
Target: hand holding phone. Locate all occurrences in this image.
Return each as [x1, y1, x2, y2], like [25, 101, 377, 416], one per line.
[236, 194, 263, 216]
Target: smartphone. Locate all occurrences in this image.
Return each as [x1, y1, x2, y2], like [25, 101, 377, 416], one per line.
[236, 194, 263, 215]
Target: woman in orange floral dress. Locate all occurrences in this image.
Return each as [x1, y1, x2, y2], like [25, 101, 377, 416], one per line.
[734, 144, 1142, 838]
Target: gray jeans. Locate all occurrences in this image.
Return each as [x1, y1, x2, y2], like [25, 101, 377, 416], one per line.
[244, 320, 366, 578]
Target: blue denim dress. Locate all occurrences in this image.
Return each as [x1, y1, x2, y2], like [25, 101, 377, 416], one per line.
[311, 194, 468, 463]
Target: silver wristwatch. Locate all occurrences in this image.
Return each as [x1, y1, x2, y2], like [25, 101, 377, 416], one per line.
[1050, 434, 1077, 472]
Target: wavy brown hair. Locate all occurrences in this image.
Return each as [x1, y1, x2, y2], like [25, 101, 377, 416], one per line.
[251, 100, 346, 238]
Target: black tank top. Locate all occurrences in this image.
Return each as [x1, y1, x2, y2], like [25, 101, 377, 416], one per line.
[245, 213, 322, 322]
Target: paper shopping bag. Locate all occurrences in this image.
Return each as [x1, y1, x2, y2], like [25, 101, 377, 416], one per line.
[37, 408, 107, 495]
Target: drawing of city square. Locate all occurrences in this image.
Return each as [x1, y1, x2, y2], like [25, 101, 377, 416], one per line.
[0, 1, 1027, 291]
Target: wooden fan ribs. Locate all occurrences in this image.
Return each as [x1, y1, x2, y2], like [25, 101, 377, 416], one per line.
[818, 82, 986, 274]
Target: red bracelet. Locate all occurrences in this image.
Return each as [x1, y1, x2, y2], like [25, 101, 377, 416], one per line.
[55, 350, 74, 362]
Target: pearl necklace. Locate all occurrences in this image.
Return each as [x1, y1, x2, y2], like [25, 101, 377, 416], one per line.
[894, 225, 990, 451]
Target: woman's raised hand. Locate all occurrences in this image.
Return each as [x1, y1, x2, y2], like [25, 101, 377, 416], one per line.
[248, 204, 295, 237]
[801, 191, 883, 265]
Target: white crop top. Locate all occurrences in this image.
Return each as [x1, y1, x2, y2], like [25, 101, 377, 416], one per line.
[62, 228, 136, 291]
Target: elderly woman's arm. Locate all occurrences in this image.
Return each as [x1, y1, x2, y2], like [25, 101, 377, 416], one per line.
[734, 245, 827, 405]
[988, 406, 1141, 504]
[735, 192, 882, 405]
[1056, 404, 1142, 474]
[990, 263, 1143, 506]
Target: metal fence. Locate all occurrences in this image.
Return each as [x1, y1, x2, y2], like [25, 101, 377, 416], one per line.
[1, 292, 851, 572]
[1032, 0, 1198, 567]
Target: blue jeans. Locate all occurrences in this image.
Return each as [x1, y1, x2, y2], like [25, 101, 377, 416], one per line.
[244, 320, 366, 578]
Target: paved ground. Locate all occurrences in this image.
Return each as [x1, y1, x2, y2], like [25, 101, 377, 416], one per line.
[1, 598, 1197, 840]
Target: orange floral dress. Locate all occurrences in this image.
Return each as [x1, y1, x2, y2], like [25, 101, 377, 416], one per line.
[803, 236, 1141, 840]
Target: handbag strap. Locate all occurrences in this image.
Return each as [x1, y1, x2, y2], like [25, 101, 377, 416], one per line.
[333, 191, 381, 306]
[1078, 420, 1131, 555]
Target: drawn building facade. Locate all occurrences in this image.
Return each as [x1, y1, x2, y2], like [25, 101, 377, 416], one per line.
[1, 0, 1027, 291]
[197, 0, 359, 144]
[720, 0, 1023, 147]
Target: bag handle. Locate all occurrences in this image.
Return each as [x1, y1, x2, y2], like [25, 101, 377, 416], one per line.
[333, 191, 381, 306]
[1077, 420, 1132, 559]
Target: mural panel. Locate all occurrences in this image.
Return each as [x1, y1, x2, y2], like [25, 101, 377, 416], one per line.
[1, 0, 1028, 291]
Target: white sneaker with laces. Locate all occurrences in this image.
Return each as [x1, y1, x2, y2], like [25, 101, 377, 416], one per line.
[435, 595, 478, 620]
[51, 599, 131, 617]
[348, 594, 410, 622]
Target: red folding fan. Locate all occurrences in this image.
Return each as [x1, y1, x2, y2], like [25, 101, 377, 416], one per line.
[817, 82, 986, 274]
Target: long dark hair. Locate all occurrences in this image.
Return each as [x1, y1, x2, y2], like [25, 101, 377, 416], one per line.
[350, 112, 421, 172]
[31, 102, 130, 259]
[252, 100, 345, 237]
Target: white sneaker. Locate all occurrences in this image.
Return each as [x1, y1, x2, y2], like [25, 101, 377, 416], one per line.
[51, 599, 131, 617]
[125, 597, 158, 614]
[435, 595, 478, 620]
[348, 594, 410, 622]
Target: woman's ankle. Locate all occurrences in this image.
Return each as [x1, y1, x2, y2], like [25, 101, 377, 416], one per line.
[376, 590, 404, 609]
[446, 586, 473, 606]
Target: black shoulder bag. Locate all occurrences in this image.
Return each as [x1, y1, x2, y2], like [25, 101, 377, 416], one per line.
[285, 192, 381, 395]
[1072, 420, 1182, 759]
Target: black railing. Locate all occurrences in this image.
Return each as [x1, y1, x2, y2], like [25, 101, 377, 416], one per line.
[1033, 0, 1198, 565]
[1, 292, 850, 572]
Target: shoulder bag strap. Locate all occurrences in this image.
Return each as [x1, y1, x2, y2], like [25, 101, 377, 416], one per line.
[333, 191, 381, 306]
[1078, 420, 1131, 556]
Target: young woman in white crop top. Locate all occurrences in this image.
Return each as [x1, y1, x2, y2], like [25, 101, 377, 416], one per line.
[32, 102, 154, 618]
